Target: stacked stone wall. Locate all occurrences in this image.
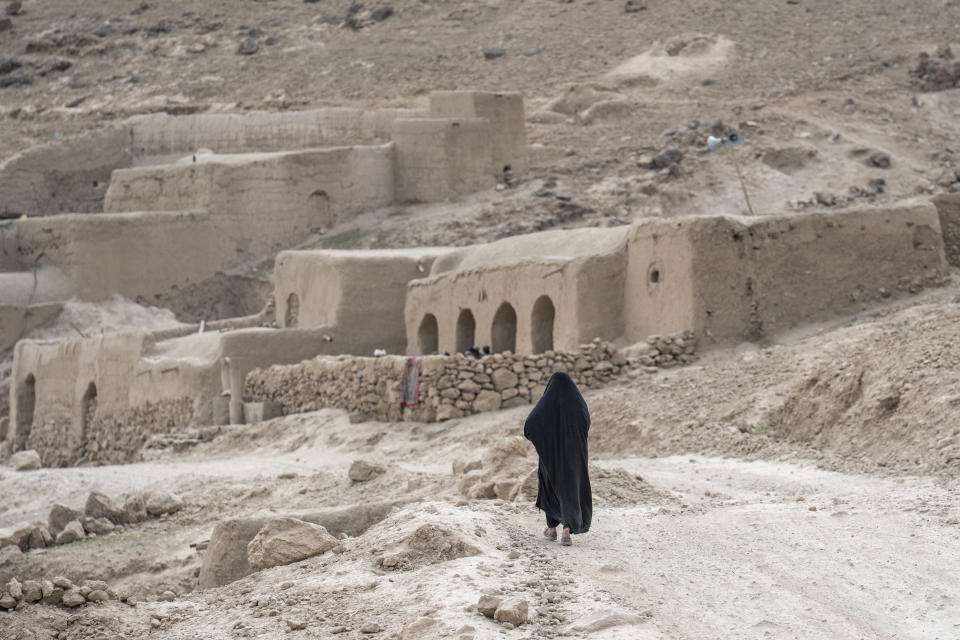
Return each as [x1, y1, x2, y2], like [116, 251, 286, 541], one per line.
[246, 333, 696, 423]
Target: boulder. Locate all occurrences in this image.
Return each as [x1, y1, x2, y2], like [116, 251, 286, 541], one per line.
[48, 504, 84, 536]
[494, 598, 529, 626]
[83, 517, 115, 535]
[0, 593, 15, 610]
[0, 545, 24, 567]
[21, 580, 42, 602]
[348, 460, 385, 482]
[247, 517, 338, 571]
[87, 589, 108, 602]
[62, 589, 86, 607]
[477, 594, 502, 617]
[9, 449, 41, 471]
[28, 525, 52, 549]
[55, 520, 85, 545]
[52, 576, 73, 590]
[6, 578, 21, 599]
[146, 491, 183, 516]
[121, 493, 149, 524]
[198, 517, 269, 588]
[84, 491, 123, 523]
[0, 521, 32, 550]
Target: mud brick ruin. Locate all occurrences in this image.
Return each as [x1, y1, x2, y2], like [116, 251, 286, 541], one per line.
[3, 91, 960, 469]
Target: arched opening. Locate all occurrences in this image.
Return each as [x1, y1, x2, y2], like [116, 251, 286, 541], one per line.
[15, 374, 36, 449]
[418, 314, 439, 354]
[491, 302, 517, 353]
[531, 295, 555, 354]
[81, 382, 98, 442]
[285, 293, 300, 328]
[455, 309, 476, 354]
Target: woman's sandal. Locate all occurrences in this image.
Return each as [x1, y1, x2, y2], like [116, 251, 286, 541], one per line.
[543, 527, 557, 540]
[560, 530, 572, 546]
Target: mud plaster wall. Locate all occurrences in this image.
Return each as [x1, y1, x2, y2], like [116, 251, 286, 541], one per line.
[405, 261, 579, 356]
[428, 91, 528, 178]
[10, 210, 221, 301]
[933, 193, 960, 267]
[685, 204, 948, 344]
[0, 303, 62, 351]
[274, 249, 452, 355]
[105, 144, 395, 231]
[392, 118, 494, 203]
[246, 340, 644, 424]
[0, 127, 131, 217]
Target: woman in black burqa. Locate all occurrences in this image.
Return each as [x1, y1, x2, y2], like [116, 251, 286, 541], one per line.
[523, 371, 592, 546]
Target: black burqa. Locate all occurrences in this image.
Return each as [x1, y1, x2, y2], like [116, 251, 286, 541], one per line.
[523, 372, 592, 534]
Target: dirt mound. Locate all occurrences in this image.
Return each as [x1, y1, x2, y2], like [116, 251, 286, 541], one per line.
[454, 436, 536, 501]
[590, 466, 678, 507]
[377, 523, 480, 572]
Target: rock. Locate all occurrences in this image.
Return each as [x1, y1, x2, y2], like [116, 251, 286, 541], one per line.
[649, 148, 683, 170]
[22, 580, 42, 602]
[624, 0, 646, 11]
[0, 58, 20, 75]
[247, 518, 338, 571]
[286, 618, 308, 630]
[299, 500, 404, 538]
[0, 545, 24, 566]
[457, 379, 482, 393]
[0, 17, 9, 32]
[199, 517, 269, 588]
[40, 580, 53, 598]
[237, 38, 259, 55]
[348, 460, 385, 482]
[491, 368, 518, 390]
[9, 449, 41, 470]
[360, 622, 380, 633]
[28, 525, 52, 549]
[6, 1, 21, 15]
[84, 517, 115, 535]
[494, 598, 529, 626]
[85, 491, 123, 523]
[146, 491, 183, 516]
[436, 404, 460, 421]
[477, 594, 502, 617]
[6, 578, 21, 599]
[473, 390, 502, 413]
[87, 590, 108, 602]
[0, 522, 32, 550]
[55, 520, 85, 545]
[483, 47, 505, 60]
[52, 576, 73, 590]
[370, 7, 393, 21]
[0, 592, 15, 609]
[62, 589, 86, 607]
[869, 151, 891, 168]
[121, 493, 149, 524]
[49, 504, 84, 536]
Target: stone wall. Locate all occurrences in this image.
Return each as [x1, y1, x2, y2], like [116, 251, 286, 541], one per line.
[245, 333, 696, 423]
[933, 193, 960, 267]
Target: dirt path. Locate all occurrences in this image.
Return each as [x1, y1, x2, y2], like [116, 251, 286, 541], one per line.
[507, 456, 960, 639]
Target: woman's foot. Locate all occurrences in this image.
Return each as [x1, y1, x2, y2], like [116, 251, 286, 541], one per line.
[560, 527, 572, 546]
[543, 527, 557, 540]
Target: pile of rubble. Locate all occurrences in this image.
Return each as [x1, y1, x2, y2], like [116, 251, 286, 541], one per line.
[0, 489, 182, 554]
[0, 576, 122, 610]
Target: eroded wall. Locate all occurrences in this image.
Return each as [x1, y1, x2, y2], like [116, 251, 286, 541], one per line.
[686, 204, 948, 343]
